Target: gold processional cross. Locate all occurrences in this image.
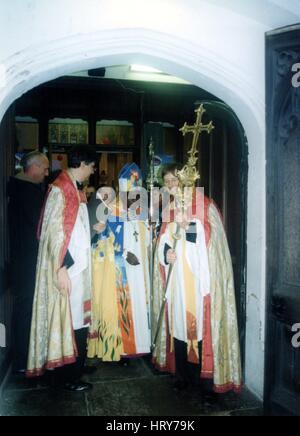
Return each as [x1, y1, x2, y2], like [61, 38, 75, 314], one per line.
[151, 105, 215, 351]
[177, 104, 215, 188]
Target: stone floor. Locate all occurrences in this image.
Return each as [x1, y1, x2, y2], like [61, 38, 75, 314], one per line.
[0, 358, 263, 416]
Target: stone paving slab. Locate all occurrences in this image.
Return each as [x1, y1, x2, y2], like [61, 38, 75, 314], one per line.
[0, 358, 262, 416]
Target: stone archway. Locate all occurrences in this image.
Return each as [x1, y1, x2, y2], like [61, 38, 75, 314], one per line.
[0, 27, 265, 398]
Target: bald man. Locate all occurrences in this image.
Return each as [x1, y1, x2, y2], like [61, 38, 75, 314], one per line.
[8, 151, 49, 373]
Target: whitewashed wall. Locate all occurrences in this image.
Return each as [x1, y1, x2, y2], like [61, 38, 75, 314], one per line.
[0, 0, 299, 399]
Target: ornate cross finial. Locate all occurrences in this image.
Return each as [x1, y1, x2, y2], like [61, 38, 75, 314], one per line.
[177, 104, 214, 188]
[147, 137, 157, 190]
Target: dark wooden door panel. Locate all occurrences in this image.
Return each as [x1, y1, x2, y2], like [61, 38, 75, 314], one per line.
[266, 25, 300, 416]
[0, 106, 15, 384]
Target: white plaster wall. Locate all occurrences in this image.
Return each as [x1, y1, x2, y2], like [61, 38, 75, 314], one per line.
[0, 0, 299, 399]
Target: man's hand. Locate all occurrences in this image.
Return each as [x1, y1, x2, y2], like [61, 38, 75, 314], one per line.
[166, 249, 177, 265]
[93, 222, 106, 233]
[126, 252, 140, 266]
[57, 266, 72, 297]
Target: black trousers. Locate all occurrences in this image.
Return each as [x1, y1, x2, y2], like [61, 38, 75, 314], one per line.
[12, 293, 34, 371]
[55, 327, 88, 384]
[174, 338, 202, 385]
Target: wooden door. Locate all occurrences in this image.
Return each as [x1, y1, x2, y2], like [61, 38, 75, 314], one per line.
[0, 105, 15, 384]
[265, 25, 300, 416]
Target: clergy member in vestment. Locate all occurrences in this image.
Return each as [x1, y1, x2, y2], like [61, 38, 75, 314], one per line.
[88, 163, 151, 361]
[152, 164, 242, 393]
[7, 151, 49, 373]
[27, 146, 96, 392]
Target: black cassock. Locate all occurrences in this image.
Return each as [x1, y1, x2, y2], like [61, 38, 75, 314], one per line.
[7, 174, 46, 371]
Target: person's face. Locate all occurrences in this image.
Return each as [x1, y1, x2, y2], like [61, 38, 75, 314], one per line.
[164, 172, 179, 195]
[81, 162, 96, 182]
[34, 158, 50, 183]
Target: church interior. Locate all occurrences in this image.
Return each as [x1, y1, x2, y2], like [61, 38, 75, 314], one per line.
[13, 65, 248, 344]
[0, 64, 255, 416]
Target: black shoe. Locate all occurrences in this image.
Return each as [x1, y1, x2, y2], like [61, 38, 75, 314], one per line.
[173, 379, 189, 392]
[13, 369, 26, 376]
[82, 366, 97, 375]
[64, 381, 93, 392]
[118, 358, 130, 367]
[202, 390, 219, 403]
